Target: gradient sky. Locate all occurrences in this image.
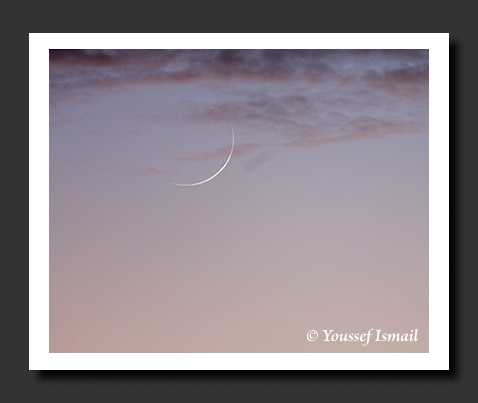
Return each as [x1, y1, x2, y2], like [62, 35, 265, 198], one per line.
[49, 50, 428, 353]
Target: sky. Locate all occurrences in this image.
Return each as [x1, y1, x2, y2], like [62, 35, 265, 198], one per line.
[49, 49, 429, 353]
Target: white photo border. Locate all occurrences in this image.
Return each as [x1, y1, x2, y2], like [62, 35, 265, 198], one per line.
[30, 33, 449, 370]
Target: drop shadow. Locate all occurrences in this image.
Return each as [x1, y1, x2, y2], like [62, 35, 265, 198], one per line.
[37, 45, 459, 383]
[448, 40, 459, 377]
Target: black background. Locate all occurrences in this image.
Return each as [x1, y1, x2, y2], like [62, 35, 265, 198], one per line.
[6, 0, 475, 401]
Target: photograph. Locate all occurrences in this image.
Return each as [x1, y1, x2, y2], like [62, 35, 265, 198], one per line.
[48, 48, 429, 353]
[29, 33, 449, 370]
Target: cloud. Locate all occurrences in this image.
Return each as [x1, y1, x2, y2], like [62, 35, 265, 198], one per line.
[356, 64, 429, 99]
[283, 116, 427, 149]
[50, 49, 428, 96]
[244, 150, 274, 173]
[179, 142, 268, 162]
[49, 117, 84, 128]
[50, 50, 428, 160]
[183, 95, 315, 132]
[180, 86, 427, 155]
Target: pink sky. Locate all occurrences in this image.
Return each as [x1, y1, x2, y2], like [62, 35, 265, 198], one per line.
[50, 50, 428, 352]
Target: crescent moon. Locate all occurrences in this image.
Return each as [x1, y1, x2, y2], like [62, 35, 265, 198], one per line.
[168, 127, 235, 187]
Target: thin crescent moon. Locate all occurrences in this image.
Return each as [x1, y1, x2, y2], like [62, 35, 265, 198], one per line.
[168, 128, 235, 186]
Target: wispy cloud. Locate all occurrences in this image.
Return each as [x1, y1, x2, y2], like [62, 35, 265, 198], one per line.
[180, 87, 427, 156]
[178, 142, 268, 162]
[283, 117, 427, 149]
[244, 150, 275, 173]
